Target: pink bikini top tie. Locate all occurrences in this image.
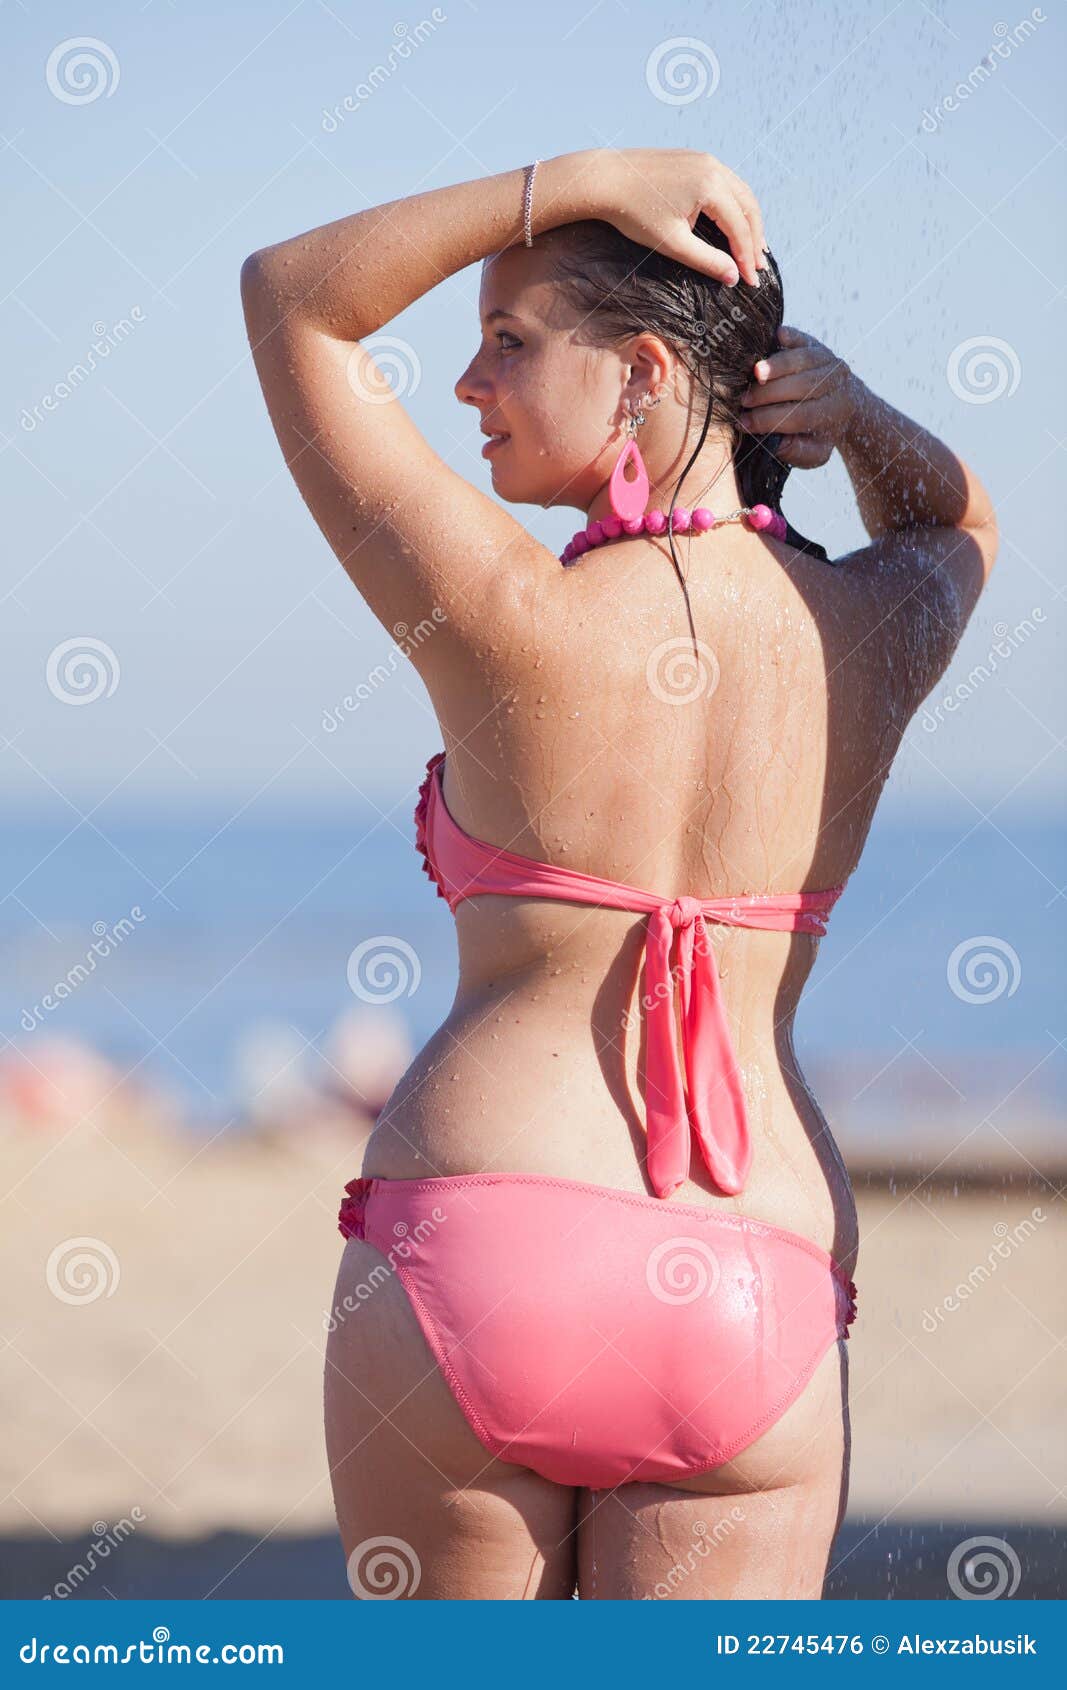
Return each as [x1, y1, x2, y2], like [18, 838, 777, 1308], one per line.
[414, 752, 845, 1201]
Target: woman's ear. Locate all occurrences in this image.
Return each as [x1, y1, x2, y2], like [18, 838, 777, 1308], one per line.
[625, 333, 673, 409]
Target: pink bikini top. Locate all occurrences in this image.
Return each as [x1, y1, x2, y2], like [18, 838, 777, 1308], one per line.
[414, 751, 845, 1202]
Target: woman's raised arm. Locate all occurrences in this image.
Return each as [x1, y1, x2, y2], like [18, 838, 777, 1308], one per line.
[741, 324, 999, 706]
[240, 148, 765, 655]
[240, 154, 597, 651]
[834, 370, 999, 700]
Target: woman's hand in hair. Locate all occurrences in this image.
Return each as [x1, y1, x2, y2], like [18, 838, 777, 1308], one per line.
[739, 325, 863, 469]
[593, 148, 766, 287]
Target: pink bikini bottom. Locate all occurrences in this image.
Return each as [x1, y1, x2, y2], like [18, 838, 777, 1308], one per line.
[338, 1171, 858, 1491]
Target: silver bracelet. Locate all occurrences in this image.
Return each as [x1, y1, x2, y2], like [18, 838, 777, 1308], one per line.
[522, 158, 541, 247]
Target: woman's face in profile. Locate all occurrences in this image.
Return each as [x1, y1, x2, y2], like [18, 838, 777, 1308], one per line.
[453, 244, 627, 514]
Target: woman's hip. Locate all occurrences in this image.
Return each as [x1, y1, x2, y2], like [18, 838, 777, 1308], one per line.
[330, 1169, 858, 1492]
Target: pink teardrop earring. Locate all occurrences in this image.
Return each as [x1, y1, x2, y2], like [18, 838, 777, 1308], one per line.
[607, 393, 659, 531]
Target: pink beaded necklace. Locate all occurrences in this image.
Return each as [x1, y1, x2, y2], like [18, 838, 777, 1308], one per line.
[560, 502, 787, 567]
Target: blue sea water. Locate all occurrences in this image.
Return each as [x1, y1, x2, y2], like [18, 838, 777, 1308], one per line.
[2, 793, 1062, 1137]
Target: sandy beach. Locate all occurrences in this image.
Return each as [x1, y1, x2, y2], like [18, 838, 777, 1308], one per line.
[2, 1096, 1063, 1575]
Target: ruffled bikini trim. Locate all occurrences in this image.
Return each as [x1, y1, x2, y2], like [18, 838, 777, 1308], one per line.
[338, 1175, 373, 1241]
[413, 749, 450, 905]
[840, 1277, 859, 1336]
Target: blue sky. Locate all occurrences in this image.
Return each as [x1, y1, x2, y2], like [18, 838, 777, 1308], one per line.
[3, 0, 1063, 818]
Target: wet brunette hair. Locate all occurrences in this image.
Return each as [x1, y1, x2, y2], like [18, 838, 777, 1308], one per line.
[547, 212, 829, 631]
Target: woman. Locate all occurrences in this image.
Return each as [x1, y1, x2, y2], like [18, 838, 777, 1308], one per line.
[241, 147, 997, 1600]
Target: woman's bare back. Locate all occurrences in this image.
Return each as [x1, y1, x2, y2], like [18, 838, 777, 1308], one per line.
[361, 528, 925, 1271]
